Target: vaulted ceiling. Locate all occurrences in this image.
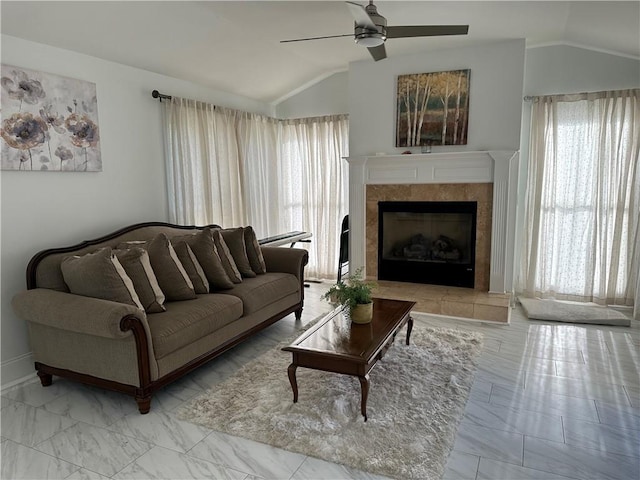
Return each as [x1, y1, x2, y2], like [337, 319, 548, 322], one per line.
[2, 1, 638, 103]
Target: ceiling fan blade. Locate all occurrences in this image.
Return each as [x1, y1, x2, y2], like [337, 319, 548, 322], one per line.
[280, 33, 354, 43]
[346, 1, 377, 29]
[368, 44, 387, 61]
[386, 25, 469, 39]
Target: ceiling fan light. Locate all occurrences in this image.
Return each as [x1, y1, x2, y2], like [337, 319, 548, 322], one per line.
[355, 33, 385, 47]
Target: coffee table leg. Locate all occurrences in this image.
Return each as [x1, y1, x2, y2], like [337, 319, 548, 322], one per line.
[358, 374, 370, 422]
[288, 363, 298, 403]
[406, 315, 414, 345]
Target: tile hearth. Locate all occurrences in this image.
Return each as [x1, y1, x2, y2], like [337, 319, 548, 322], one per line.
[373, 280, 511, 323]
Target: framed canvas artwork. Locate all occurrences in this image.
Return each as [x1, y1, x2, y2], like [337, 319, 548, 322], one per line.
[1, 64, 101, 171]
[396, 69, 470, 148]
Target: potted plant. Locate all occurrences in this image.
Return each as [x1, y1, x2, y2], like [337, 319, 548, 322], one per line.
[322, 267, 375, 324]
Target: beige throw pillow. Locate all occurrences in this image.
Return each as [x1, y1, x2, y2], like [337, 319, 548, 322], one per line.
[172, 229, 234, 290]
[173, 242, 209, 294]
[210, 228, 242, 283]
[120, 234, 196, 301]
[220, 228, 256, 278]
[244, 226, 266, 274]
[114, 247, 166, 313]
[61, 247, 144, 311]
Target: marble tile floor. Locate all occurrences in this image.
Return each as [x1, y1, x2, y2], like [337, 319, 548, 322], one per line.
[2, 283, 639, 479]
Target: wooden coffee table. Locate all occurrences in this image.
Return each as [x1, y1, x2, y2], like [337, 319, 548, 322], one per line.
[282, 297, 416, 421]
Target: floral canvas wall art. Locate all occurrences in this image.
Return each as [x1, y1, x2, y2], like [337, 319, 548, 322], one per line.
[1, 65, 101, 171]
[396, 69, 470, 148]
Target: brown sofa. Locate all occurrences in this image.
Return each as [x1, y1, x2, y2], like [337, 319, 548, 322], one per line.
[12, 222, 308, 413]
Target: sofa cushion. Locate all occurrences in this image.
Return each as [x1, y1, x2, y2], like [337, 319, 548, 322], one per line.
[220, 272, 299, 315]
[173, 242, 209, 294]
[211, 228, 242, 283]
[122, 234, 197, 302]
[220, 228, 256, 278]
[61, 247, 144, 311]
[114, 247, 166, 313]
[173, 229, 234, 291]
[147, 294, 243, 359]
[244, 226, 266, 274]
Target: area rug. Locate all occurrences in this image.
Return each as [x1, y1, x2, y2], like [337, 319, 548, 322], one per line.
[179, 319, 483, 479]
[519, 297, 631, 327]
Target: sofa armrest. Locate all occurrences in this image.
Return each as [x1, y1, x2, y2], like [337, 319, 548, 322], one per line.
[12, 288, 147, 339]
[261, 247, 308, 279]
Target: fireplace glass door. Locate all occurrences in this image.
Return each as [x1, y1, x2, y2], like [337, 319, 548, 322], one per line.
[378, 201, 477, 288]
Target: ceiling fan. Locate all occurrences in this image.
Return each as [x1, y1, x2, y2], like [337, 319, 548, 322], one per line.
[280, 1, 469, 62]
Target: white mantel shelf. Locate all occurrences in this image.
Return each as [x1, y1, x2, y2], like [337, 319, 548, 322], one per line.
[345, 150, 520, 294]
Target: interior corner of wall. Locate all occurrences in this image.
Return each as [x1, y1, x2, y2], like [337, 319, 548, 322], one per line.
[1, 352, 35, 391]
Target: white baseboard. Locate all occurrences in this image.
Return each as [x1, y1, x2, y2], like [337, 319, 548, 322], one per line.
[1, 352, 35, 391]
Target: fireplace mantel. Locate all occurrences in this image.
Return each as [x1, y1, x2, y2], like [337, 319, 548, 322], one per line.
[345, 151, 520, 293]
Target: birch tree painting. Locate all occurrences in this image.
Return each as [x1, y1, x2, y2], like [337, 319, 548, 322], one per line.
[396, 69, 470, 147]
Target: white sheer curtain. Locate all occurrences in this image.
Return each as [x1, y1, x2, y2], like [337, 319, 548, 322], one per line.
[162, 97, 349, 280]
[279, 115, 349, 279]
[162, 98, 247, 227]
[236, 113, 281, 237]
[519, 89, 640, 317]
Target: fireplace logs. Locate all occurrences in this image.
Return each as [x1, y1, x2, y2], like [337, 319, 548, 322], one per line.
[393, 234, 462, 262]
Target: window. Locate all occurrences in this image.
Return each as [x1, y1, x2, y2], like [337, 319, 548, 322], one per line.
[520, 90, 639, 311]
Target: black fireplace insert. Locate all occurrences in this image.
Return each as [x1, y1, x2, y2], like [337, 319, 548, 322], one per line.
[377, 201, 477, 288]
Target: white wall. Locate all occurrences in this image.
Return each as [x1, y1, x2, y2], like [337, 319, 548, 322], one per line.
[348, 40, 526, 157]
[0, 35, 272, 387]
[524, 44, 640, 95]
[275, 71, 349, 119]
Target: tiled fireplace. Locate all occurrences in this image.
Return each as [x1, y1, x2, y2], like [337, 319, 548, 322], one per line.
[346, 151, 519, 322]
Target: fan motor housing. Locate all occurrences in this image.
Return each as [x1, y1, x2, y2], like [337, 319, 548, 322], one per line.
[355, 2, 387, 45]
[355, 25, 387, 44]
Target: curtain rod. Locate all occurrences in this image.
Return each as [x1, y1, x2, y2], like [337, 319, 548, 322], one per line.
[151, 90, 172, 101]
[523, 89, 636, 103]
